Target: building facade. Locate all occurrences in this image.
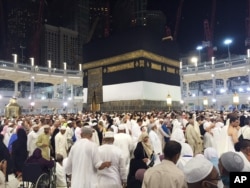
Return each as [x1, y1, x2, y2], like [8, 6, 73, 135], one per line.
[181, 54, 250, 111]
[41, 24, 79, 70]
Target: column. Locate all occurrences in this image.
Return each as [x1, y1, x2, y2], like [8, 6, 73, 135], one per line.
[12, 54, 18, 68]
[53, 84, 57, 98]
[71, 85, 74, 99]
[212, 76, 216, 97]
[212, 75, 216, 108]
[186, 82, 189, 97]
[30, 76, 35, 100]
[63, 62, 67, 74]
[48, 60, 52, 73]
[180, 80, 183, 99]
[14, 81, 18, 97]
[248, 73, 250, 88]
[223, 78, 227, 92]
[30, 57, 34, 72]
[63, 79, 67, 100]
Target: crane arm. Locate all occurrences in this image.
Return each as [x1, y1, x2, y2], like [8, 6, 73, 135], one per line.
[173, 0, 184, 41]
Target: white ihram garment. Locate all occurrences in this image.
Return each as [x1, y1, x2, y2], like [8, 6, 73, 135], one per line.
[55, 132, 68, 158]
[113, 133, 134, 166]
[97, 144, 126, 188]
[64, 138, 103, 188]
[27, 130, 39, 156]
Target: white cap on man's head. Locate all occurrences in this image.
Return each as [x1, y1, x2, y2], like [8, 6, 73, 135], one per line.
[184, 156, 213, 183]
[118, 124, 126, 130]
[44, 124, 50, 129]
[60, 126, 67, 130]
[220, 151, 244, 172]
[81, 126, 93, 135]
[104, 131, 114, 138]
[32, 123, 39, 128]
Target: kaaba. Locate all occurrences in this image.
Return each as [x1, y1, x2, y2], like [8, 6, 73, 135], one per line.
[82, 26, 181, 112]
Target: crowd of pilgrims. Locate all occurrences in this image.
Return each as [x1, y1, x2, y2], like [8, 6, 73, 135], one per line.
[0, 109, 250, 188]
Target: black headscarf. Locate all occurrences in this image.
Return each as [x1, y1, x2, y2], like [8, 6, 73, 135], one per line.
[12, 128, 28, 172]
[26, 148, 54, 173]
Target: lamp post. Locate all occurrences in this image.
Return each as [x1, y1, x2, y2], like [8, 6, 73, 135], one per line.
[12, 54, 17, 63]
[224, 39, 232, 61]
[30, 58, 34, 71]
[196, 46, 203, 64]
[191, 56, 198, 67]
[191, 56, 198, 71]
[233, 93, 239, 110]
[63, 102, 68, 112]
[30, 101, 35, 112]
[166, 93, 172, 111]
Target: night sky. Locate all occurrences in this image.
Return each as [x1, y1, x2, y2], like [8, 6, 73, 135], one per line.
[148, 0, 247, 56]
[0, 0, 248, 58]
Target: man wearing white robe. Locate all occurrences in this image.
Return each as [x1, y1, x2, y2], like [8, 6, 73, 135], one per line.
[97, 131, 127, 188]
[55, 154, 67, 187]
[113, 124, 134, 167]
[74, 120, 82, 141]
[27, 124, 40, 156]
[203, 116, 215, 149]
[131, 118, 143, 146]
[55, 126, 68, 158]
[149, 123, 163, 165]
[64, 127, 111, 188]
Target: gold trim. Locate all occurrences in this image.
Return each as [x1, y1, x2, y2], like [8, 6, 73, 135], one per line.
[107, 62, 134, 73]
[167, 67, 175, 74]
[151, 63, 161, 71]
[139, 60, 145, 67]
[82, 50, 179, 70]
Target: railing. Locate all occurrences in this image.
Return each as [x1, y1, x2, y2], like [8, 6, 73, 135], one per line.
[0, 60, 82, 75]
[181, 55, 248, 74]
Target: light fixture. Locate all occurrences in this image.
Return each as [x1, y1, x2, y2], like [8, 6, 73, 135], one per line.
[191, 56, 198, 67]
[203, 97, 208, 107]
[220, 88, 225, 93]
[233, 93, 239, 109]
[238, 88, 243, 92]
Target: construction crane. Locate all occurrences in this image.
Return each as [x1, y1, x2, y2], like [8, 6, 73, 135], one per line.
[203, 0, 216, 61]
[163, 0, 184, 41]
[30, 0, 45, 65]
[86, 17, 100, 43]
[173, 0, 184, 41]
